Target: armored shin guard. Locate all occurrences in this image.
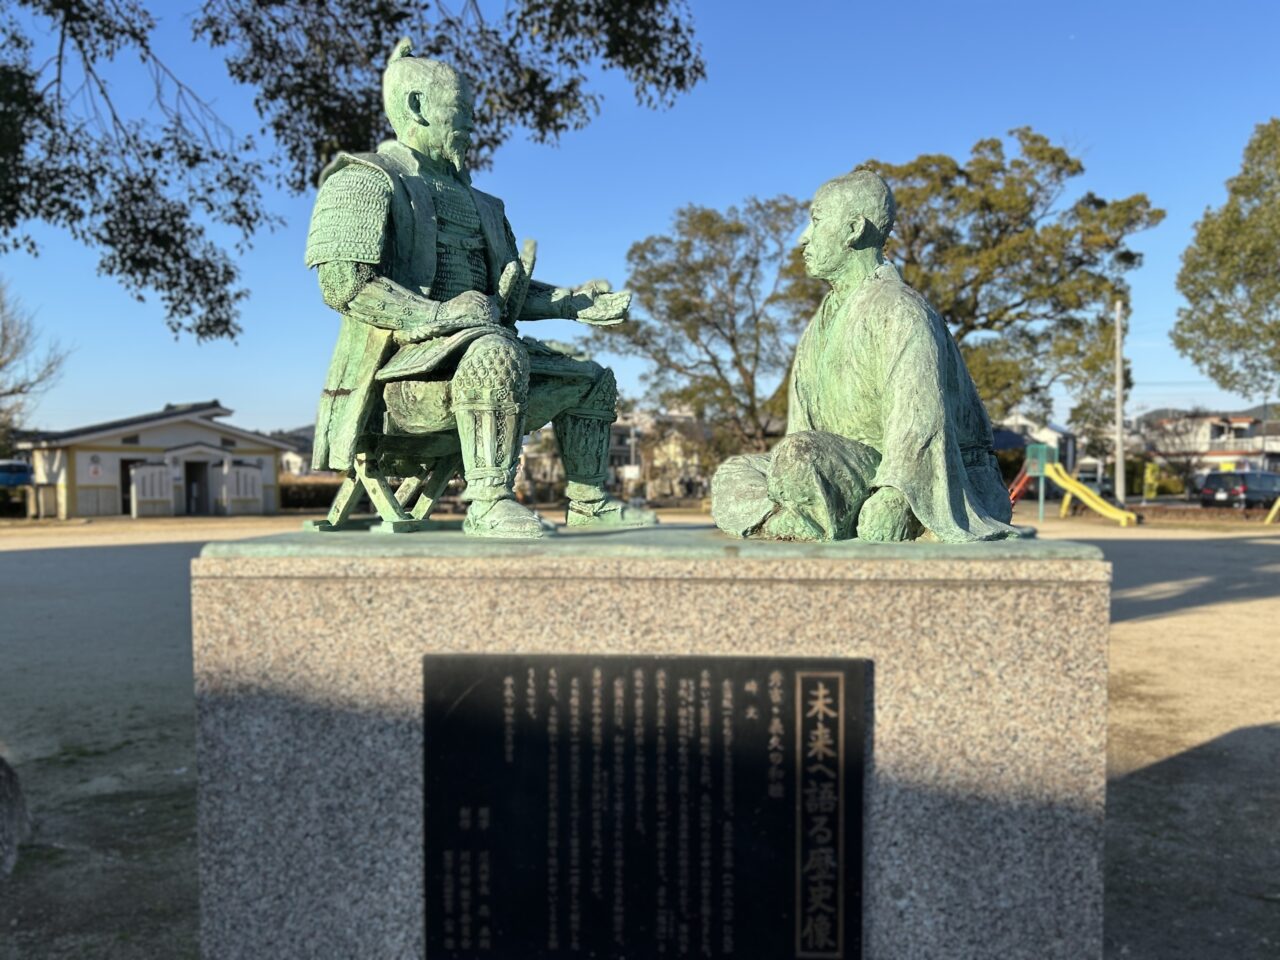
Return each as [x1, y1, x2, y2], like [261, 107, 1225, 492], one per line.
[554, 368, 618, 502]
[452, 334, 531, 503]
[555, 370, 657, 529]
[455, 388, 525, 502]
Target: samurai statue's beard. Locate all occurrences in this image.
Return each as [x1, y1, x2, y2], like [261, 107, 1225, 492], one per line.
[440, 134, 470, 180]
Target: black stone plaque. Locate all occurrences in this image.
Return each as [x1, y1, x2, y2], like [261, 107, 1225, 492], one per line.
[424, 655, 868, 959]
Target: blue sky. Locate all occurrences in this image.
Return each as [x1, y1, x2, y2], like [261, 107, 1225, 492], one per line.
[8, 0, 1279, 432]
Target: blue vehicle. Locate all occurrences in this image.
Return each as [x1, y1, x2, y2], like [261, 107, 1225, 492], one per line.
[1200, 470, 1280, 510]
[0, 459, 33, 488]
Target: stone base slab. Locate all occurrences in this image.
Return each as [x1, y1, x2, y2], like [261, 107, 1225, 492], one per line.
[192, 525, 1109, 959]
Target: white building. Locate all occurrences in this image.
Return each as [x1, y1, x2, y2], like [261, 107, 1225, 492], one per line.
[270, 425, 317, 477]
[999, 414, 1073, 450]
[16, 400, 293, 519]
[1142, 410, 1280, 474]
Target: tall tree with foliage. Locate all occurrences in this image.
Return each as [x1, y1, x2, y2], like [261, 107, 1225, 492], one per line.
[595, 197, 821, 454]
[1059, 311, 1132, 461]
[602, 128, 1161, 449]
[864, 127, 1163, 419]
[0, 1, 704, 340]
[1171, 118, 1280, 404]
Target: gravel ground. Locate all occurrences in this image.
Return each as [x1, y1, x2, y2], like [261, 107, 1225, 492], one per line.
[0, 511, 1277, 958]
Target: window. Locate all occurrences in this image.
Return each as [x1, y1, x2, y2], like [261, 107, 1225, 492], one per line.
[220, 437, 236, 448]
[122, 434, 140, 445]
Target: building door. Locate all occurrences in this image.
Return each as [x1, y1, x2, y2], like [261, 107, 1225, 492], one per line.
[185, 461, 210, 516]
[119, 458, 146, 514]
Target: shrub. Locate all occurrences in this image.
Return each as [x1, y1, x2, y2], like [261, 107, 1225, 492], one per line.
[279, 479, 342, 510]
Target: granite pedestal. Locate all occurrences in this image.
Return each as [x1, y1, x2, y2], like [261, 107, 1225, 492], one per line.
[192, 525, 1109, 959]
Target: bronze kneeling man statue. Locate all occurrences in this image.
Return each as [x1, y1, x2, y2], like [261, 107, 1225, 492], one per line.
[712, 169, 1016, 543]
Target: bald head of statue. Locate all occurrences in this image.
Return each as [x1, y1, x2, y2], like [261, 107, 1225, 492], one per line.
[800, 168, 897, 282]
[382, 38, 475, 177]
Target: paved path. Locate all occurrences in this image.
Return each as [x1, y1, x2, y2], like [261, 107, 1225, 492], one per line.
[0, 514, 1277, 957]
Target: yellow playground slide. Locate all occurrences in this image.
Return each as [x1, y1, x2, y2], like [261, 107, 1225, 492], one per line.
[1043, 462, 1139, 527]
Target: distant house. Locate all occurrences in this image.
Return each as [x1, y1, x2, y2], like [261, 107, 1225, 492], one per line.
[625, 410, 713, 501]
[1139, 409, 1280, 474]
[15, 400, 293, 519]
[270, 425, 317, 476]
[519, 409, 731, 503]
[998, 414, 1074, 449]
[996, 415, 1080, 470]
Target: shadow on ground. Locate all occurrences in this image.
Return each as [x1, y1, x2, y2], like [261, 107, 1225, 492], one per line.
[1106, 724, 1280, 959]
[0, 542, 202, 960]
[1062, 534, 1280, 622]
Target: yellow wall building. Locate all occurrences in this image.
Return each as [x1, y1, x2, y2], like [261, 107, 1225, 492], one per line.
[16, 401, 293, 519]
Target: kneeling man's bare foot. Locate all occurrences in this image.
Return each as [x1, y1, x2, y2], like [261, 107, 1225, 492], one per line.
[762, 507, 825, 541]
[855, 487, 923, 542]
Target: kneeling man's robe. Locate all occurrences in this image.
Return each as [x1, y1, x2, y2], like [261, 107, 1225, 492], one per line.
[714, 263, 1016, 542]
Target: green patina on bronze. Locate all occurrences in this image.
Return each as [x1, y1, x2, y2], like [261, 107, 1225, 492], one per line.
[712, 169, 1018, 543]
[304, 39, 655, 538]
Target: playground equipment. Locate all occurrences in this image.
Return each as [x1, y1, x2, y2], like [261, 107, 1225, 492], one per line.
[1020, 444, 1056, 522]
[1011, 443, 1138, 527]
[1047, 462, 1138, 527]
[1008, 463, 1032, 505]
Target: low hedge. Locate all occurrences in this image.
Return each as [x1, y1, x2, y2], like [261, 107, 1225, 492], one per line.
[279, 479, 343, 510]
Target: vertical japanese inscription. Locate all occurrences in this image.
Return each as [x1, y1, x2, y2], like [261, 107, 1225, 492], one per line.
[424, 656, 866, 960]
[796, 673, 844, 959]
[546, 668, 560, 950]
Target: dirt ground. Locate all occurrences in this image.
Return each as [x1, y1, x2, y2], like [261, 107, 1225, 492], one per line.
[0, 510, 1277, 958]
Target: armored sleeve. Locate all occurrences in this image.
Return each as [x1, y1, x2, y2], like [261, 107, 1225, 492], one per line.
[340, 273, 443, 331]
[304, 164, 393, 268]
[520, 279, 576, 320]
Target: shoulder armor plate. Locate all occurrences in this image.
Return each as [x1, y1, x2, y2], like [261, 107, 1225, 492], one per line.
[304, 159, 396, 268]
[470, 187, 505, 218]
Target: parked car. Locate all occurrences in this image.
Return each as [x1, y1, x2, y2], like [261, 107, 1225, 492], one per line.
[0, 459, 33, 488]
[1200, 471, 1280, 509]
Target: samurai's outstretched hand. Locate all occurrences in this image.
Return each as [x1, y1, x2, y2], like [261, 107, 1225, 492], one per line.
[564, 281, 631, 325]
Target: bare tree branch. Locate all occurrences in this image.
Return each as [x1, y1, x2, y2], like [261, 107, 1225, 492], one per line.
[0, 279, 68, 438]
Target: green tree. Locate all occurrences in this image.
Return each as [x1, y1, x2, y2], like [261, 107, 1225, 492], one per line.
[594, 197, 822, 454]
[1060, 311, 1131, 462]
[602, 129, 1160, 447]
[1171, 118, 1280, 403]
[0, 1, 704, 339]
[864, 127, 1163, 418]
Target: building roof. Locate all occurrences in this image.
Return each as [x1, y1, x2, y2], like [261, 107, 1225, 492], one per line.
[1139, 404, 1278, 426]
[14, 401, 293, 451]
[267, 424, 314, 455]
[997, 414, 1073, 439]
[991, 428, 1028, 451]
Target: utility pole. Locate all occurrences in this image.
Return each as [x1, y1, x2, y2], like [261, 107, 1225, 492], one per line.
[1261, 393, 1271, 472]
[1114, 299, 1126, 507]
